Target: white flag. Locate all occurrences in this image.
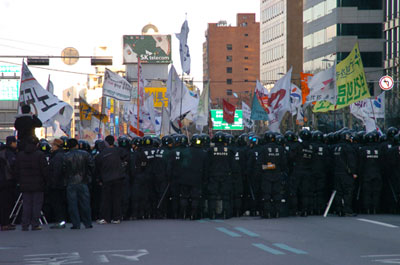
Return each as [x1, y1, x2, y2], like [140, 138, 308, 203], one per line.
[19, 62, 73, 128]
[195, 82, 210, 127]
[267, 67, 293, 133]
[166, 65, 199, 121]
[350, 99, 380, 133]
[103, 69, 132, 101]
[242, 101, 253, 128]
[175, 20, 191, 75]
[306, 65, 337, 105]
[160, 106, 171, 136]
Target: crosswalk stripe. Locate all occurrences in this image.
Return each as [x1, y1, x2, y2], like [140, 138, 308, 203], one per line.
[234, 227, 260, 237]
[252, 243, 285, 255]
[216, 227, 242, 237]
[273, 243, 308, 254]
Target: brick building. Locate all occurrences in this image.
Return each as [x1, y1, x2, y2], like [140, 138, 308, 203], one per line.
[203, 13, 260, 108]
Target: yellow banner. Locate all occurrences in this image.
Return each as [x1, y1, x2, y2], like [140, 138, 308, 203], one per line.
[313, 43, 370, 112]
[145, 87, 168, 108]
[79, 98, 108, 123]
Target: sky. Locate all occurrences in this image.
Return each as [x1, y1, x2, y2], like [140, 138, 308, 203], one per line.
[0, 0, 260, 97]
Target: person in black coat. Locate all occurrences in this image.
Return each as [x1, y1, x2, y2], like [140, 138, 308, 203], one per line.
[48, 138, 67, 229]
[0, 136, 17, 231]
[95, 135, 127, 224]
[15, 136, 48, 231]
[14, 105, 42, 150]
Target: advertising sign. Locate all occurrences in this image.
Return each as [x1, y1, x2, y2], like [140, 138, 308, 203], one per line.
[0, 65, 20, 100]
[123, 35, 172, 64]
[211, 109, 243, 130]
[145, 87, 168, 108]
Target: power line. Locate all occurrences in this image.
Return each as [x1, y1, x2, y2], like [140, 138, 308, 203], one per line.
[0, 37, 61, 49]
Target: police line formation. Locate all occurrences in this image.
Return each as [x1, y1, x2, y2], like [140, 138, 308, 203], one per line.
[1, 127, 400, 231]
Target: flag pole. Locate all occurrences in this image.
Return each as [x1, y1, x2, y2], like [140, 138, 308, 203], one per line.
[45, 74, 51, 139]
[369, 97, 379, 132]
[137, 57, 141, 136]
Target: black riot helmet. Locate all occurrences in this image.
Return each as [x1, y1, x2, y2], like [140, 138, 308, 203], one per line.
[200, 134, 210, 147]
[118, 136, 130, 149]
[60, 136, 69, 150]
[386, 127, 399, 139]
[78, 140, 90, 152]
[162, 135, 174, 147]
[152, 137, 161, 148]
[355, 131, 366, 144]
[225, 134, 235, 146]
[191, 134, 202, 147]
[131, 137, 143, 148]
[276, 134, 284, 145]
[312, 130, 324, 142]
[39, 141, 51, 153]
[264, 131, 276, 143]
[143, 135, 153, 146]
[340, 130, 352, 142]
[284, 130, 296, 142]
[212, 131, 226, 144]
[365, 131, 379, 143]
[237, 133, 248, 146]
[299, 129, 312, 141]
[249, 135, 260, 146]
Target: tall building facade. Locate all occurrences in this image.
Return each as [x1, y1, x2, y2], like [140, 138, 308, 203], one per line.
[384, 0, 400, 126]
[203, 13, 260, 108]
[303, 0, 384, 96]
[260, 0, 303, 86]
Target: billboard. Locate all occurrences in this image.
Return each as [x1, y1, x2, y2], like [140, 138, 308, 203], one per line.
[145, 87, 168, 108]
[211, 109, 243, 130]
[0, 65, 20, 100]
[123, 35, 172, 64]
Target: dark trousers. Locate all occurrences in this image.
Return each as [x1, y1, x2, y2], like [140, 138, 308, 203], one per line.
[66, 184, 92, 228]
[0, 187, 15, 226]
[22, 192, 44, 228]
[335, 173, 355, 214]
[48, 189, 67, 223]
[100, 179, 123, 222]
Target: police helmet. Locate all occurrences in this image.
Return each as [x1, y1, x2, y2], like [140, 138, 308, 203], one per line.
[152, 137, 161, 147]
[387, 127, 399, 139]
[118, 136, 130, 149]
[276, 134, 284, 145]
[264, 131, 276, 143]
[366, 131, 379, 143]
[60, 136, 69, 150]
[249, 135, 260, 146]
[299, 129, 311, 141]
[143, 135, 153, 146]
[340, 130, 352, 142]
[355, 131, 366, 144]
[200, 134, 210, 147]
[161, 135, 174, 146]
[284, 130, 296, 142]
[237, 133, 248, 146]
[312, 130, 324, 142]
[131, 137, 143, 147]
[212, 131, 226, 144]
[225, 134, 235, 146]
[191, 134, 202, 147]
[39, 141, 51, 153]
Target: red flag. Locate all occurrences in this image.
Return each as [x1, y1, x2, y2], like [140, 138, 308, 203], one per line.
[222, 99, 235, 124]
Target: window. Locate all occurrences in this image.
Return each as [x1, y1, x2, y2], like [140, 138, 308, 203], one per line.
[244, 45, 249, 48]
[226, 56, 232, 62]
[226, 67, 232, 73]
[226, 79, 232, 85]
[337, 52, 382, 67]
[244, 56, 249, 60]
[337, 23, 382, 39]
[244, 33, 249, 37]
[244, 79, 249, 82]
[241, 22, 248, 27]
[244, 68, 249, 71]
[227, 89, 232, 95]
[338, 0, 382, 10]
[226, 44, 232, 50]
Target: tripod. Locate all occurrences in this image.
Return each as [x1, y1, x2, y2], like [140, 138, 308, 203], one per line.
[9, 193, 48, 226]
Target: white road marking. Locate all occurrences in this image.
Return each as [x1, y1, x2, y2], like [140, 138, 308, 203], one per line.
[357, 218, 399, 228]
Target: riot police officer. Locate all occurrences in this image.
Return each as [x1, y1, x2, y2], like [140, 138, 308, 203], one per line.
[257, 131, 288, 218]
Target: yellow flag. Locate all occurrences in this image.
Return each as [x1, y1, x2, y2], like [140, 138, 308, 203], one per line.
[313, 43, 370, 112]
[79, 98, 108, 123]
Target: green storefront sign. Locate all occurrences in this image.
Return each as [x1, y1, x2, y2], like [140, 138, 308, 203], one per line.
[211, 109, 243, 130]
[0, 65, 20, 101]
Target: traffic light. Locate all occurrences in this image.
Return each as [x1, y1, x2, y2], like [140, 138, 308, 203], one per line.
[27, 57, 49, 65]
[91, 57, 113, 65]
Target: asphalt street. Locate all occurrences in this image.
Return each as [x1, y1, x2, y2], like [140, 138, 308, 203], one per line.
[1, 214, 400, 265]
